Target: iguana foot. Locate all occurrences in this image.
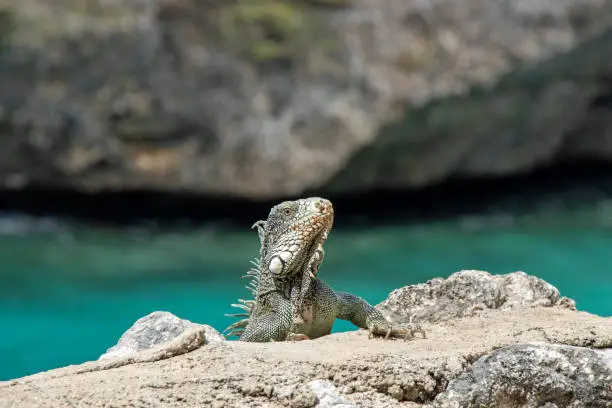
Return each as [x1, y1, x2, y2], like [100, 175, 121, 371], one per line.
[369, 323, 426, 341]
[285, 332, 310, 341]
[365, 315, 393, 340]
[368, 326, 391, 339]
[366, 314, 426, 341]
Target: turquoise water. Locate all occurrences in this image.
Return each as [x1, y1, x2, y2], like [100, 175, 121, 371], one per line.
[1, 209, 611, 381]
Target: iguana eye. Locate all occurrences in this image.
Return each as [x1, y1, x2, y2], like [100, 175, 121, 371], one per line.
[282, 208, 293, 216]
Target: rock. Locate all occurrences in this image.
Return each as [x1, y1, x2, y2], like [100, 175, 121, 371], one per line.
[2, 305, 611, 408]
[376, 270, 576, 325]
[99, 311, 224, 360]
[1, 1, 612, 198]
[433, 342, 612, 408]
[600, 348, 612, 369]
[308, 380, 355, 408]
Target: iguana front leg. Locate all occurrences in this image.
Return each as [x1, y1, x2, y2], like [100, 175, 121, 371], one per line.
[335, 290, 425, 340]
[335, 290, 391, 336]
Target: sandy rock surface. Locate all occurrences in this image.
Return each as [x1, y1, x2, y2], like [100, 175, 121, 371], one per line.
[1, 307, 611, 408]
[3, 271, 610, 407]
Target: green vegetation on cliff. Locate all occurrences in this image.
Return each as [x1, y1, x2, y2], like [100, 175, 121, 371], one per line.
[210, 0, 351, 63]
[3, 0, 349, 62]
[0, 9, 15, 53]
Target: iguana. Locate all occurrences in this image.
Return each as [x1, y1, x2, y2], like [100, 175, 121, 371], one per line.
[224, 197, 423, 342]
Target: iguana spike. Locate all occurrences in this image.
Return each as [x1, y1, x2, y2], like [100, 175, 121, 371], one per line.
[251, 220, 266, 230]
[229, 303, 250, 312]
[224, 312, 248, 318]
[251, 220, 267, 247]
[223, 318, 250, 338]
[225, 328, 245, 338]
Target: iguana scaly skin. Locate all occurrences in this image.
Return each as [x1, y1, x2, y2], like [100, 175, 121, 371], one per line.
[225, 197, 423, 342]
[251, 197, 332, 326]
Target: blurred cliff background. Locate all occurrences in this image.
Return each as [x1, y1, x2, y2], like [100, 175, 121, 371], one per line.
[1, 0, 612, 380]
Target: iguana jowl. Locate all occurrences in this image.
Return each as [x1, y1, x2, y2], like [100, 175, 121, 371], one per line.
[225, 197, 422, 342]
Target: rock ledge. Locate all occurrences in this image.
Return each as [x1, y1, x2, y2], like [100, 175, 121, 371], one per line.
[1, 271, 610, 408]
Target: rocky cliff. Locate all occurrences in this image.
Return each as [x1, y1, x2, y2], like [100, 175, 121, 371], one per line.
[2, 0, 612, 199]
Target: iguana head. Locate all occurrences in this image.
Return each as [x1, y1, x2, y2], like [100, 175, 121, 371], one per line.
[263, 197, 334, 281]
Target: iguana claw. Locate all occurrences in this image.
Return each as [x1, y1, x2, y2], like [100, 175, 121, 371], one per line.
[367, 314, 426, 341]
[369, 323, 426, 341]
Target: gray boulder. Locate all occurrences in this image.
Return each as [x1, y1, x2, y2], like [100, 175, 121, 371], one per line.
[600, 347, 612, 369]
[377, 270, 576, 324]
[99, 311, 224, 360]
[433, 342, 612, 408]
